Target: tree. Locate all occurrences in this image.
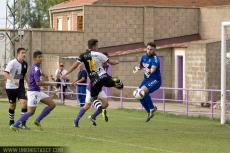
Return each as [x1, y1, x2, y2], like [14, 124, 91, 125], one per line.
[12, 0, 68, 28]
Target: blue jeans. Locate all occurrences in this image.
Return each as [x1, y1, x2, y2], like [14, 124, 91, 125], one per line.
[78, 85, 86, 107]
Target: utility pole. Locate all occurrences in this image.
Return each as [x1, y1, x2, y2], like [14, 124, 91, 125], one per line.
[5, 0, 30, 68]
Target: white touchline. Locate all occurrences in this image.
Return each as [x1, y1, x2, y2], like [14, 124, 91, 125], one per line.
[51, 131, 182, 153]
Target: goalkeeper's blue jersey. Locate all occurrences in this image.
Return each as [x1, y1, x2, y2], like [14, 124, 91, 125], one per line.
[140, 53, 161, 81]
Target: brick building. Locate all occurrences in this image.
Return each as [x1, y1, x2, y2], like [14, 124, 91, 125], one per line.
[2, 3, 228, 102]
[49, 0, 230, 31]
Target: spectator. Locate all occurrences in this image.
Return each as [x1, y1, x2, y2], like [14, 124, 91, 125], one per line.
[71, 63, 87, 107]
[55, 63, 68, 101]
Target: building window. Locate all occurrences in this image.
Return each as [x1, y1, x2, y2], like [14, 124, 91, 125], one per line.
[57, 18, 62, 30]
[67, 17, 71, 31]
[77, 16, 83, 31]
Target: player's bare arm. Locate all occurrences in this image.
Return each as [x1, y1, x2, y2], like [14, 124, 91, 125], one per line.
[3, 72, 19, 86]
[24, 75, 29, 85]
[107, 59, 119, 65]
[60, 61, 80, 79]
[36, 81, 56, 87]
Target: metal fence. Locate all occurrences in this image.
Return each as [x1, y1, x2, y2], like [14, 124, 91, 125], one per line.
[44, 82, 230, 119]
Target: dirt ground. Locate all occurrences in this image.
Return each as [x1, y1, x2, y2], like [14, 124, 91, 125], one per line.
[1, 98, 230, 120]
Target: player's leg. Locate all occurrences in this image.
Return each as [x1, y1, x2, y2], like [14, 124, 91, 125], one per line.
[139, 80, 151, 114]
[141, 80, 161, 122]
[88, 97, 108, 126]
[90, 81, 104, 113]
[10, 107, 36, 133]
[36, 97, 55, 122]
[91, 95, 108, 122]
[9, 103, 16, 125]
[10, 91, 38, 132]
[90, 90, 108, 121]
[18, 99, 30, 129]
[30, 93, 54, 131]
[73, 90, 91, 127]
[6, 89, 17, 126]
[18, 89, 29, 129]
[111, 76, 123, 89]
[91, 78, 108, 122]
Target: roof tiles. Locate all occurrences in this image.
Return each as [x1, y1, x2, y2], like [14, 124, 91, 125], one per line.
[50, 0, 98, 9]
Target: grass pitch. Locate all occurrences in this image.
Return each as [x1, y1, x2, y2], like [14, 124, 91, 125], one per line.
[0, 101, 230, 153]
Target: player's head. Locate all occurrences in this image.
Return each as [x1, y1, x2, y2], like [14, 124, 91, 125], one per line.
[146, 42, 156, 57]
[17, 48, 26, 60]
[102, 52, 109, 58]
[88, 39, 98, 51]
[78, 63, 84, 70]
[33, 51, 43, 65]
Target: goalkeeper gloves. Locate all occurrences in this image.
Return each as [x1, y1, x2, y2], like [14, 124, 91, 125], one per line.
[145, 68, 155, 78]
[133, 66, 140, 73]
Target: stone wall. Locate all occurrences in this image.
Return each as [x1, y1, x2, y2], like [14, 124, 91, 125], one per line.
[51, 5, 199, 47]
[185, 39, 229, 103]
[84, 5, 199, 46]
[41, 54, 59, 82]
[154, 7, 199, 40]
[199, 6, 230, 40]
[186, 42, 207, 103]
[206, 40, 230, 101]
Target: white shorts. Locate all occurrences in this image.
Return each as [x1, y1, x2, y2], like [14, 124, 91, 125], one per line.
[86, 89, 107, 104]
[27, 91, 49, 107]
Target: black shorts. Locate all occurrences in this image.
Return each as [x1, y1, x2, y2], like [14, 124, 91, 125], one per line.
[6, 88, 27, 104]
[90, 74, 115, 97]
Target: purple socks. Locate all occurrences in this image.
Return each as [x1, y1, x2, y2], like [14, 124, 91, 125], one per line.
[74, 108, 86, 122]
[36, 106, 54, 122]
[13, 112, 32, 127]
[91, 106, 105, 120]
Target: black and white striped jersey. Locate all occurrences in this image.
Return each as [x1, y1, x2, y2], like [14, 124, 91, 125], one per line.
[4, 59, 28, 89]
[77, 51, 109, 80]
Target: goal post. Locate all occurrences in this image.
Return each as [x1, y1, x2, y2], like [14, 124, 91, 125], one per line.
[221, 21, 230, 124]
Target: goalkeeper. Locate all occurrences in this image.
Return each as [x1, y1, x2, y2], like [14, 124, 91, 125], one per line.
[133, 42, 161, 122]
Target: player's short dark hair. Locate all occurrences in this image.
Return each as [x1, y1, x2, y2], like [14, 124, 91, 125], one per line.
[33, 50, 42, 58]
[17, 48, 26, 54]
[102, 52, 109, 56]
[147, 42, 156, 48]
[88, 39, 98, 49]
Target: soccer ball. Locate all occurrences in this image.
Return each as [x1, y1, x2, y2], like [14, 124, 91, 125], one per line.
[133, 88, 145, 100]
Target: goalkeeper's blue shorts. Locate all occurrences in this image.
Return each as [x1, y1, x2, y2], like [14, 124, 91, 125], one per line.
[139, 79, 161, 93]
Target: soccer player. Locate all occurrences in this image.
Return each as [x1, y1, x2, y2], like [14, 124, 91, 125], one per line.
[133, 42, 161, 122]
[72, 52, 110, 127]
[10, 51, 57, 132]
[60, 39, 123, 127]
[3, 48, 30, 129]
